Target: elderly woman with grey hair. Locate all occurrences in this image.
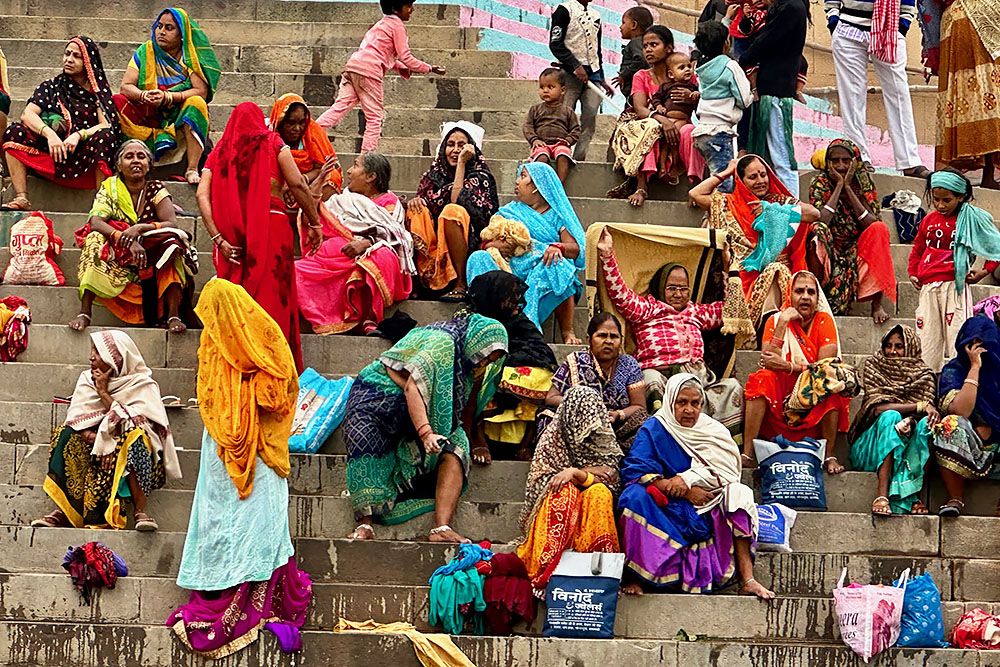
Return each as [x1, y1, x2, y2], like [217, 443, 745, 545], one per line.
[71, 138, 195, 333]
[296, 152, 415, 335]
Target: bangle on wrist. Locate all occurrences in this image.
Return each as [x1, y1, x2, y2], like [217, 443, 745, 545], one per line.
[211, 233, 222, 245]
[964, 378, 980, 387]
[823, 204, 837, 214]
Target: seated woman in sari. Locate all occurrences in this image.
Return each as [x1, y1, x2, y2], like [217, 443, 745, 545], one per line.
[408, 121, 499, 301]
[269, 92, 343, 205]
[341, 310, 507, 543]
[470, 271, 558, 465]
[690, 155, 820, 330]
[849, 325, 938, 516]
[933, 315, 1000, 517]
[115, 7, 221, 184]
[538, 313, 647, 451]
[808, 138, 896, 323]
[169, 279, 311, 659]
[618, 374, 773, 599]
[743, 271, 852, 474]
[32, 330, 181, 531]
[2, 37, 119, 211]
[70, 139, 195, 333]
[466, 161, 586, 344]
[296, 152, 414, 335]
[516, 386, 623, 595]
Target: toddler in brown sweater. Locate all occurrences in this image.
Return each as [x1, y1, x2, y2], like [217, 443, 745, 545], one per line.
[523, 67, 581, 182]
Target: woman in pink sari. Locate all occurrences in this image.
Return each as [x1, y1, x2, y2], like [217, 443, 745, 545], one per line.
[295, 152, 414, 335]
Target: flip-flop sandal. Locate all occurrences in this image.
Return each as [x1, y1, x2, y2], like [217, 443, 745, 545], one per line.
[871, 496, 892, 517]
[938, 499, 964, 517]
[1, 194, 31, 211]
[162, 395, 184, 408]
[135, 512, 159, 532]
[910, 501, 929, 515]
[31, 510, 69, 528]
[440, 289, 468, 303]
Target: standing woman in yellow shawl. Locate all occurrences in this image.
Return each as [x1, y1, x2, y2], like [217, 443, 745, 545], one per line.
[115, 7, 221, 184]
[269, 93, 343, 206]
[170, 278, 312, 659]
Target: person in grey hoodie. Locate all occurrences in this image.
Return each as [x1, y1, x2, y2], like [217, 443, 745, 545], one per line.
[691, 21, 753, 193]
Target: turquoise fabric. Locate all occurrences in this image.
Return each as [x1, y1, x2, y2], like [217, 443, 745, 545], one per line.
[696, 55, 743, 103]
[741, 200, 802, 272]
[849, 410, 931, 514]
[176, 430, 293, 590]
[952, 201, 1000, 293]
[429, 567, 487, 635]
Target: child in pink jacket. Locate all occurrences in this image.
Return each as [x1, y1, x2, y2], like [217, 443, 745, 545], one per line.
[316, 0, 447, 151]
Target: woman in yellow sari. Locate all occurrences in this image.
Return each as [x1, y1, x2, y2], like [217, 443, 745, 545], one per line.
[516, 386, 623, 595]
[114, 7, 220, 183]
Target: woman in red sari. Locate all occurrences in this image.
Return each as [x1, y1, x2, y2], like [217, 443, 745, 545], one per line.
[196, 102, 322, 371]
[743, 270, 851, 474]
[295, 152, 414, 335]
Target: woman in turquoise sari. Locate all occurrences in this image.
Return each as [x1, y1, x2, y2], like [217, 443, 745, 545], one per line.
[114, 7, 220, 183]
[342, 312, 507, 544]
[466, 161, 586, 344]
[848, 325, 938, 516]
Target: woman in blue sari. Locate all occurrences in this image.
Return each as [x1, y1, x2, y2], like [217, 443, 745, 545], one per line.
[466, 161, 586, 344]
[618, 373, 773, 599]
[933, 315, 1000, 517]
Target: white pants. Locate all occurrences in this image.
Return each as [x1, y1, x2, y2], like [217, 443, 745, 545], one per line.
[831, 30, 922, 170]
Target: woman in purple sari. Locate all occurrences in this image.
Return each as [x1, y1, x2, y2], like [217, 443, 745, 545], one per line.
[618, 373, 773, 600]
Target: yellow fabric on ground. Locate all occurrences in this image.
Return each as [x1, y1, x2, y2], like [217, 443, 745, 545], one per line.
[333, 618, 475, 667]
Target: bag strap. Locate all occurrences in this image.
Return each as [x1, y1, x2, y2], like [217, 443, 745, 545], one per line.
[591, 552, 603, 575]
[896, 567, 910, 592]
[837, 566, 848, 589]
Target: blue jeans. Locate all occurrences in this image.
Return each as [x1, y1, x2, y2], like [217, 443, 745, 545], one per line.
[766, 97, 798, 197]
[694, 133, 735, 193]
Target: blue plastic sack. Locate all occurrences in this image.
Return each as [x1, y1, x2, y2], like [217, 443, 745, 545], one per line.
[754, 436, 827, 510]
[896, 572, 949, 648]
[288, 369, 354, 454]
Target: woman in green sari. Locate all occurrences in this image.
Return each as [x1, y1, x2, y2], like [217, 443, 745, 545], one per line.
[114, 7, 220, 184]
[849, 325, 939, 515]
[341, 312, 507, 544]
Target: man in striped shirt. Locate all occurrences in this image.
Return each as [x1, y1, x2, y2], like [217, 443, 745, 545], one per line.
[825, 0, 930, 177]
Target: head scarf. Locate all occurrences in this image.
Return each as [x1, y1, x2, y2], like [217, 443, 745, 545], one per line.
[378, 313, 508, 436]
[195, 279, 299, 499]
[652, 374, 742, 510]
[44, 37, 120, 140]
[65, 330, 180, 480]
[417, 123, 498, 234]
[930, 170, 1000, 293]
[653, 263, 688, 303]
[269, 93, 343, 190]
[809, 138, 880, 230]
[849, 324, 937, 441]
[467, 271, 557, 370]
[132, 7, 221, 102]
[519, 386, 622, 533]
[771, 270, 840, 366]
[501, 161, 587, 270]
[940, 315, 1000, 432]
[726, 154, 794, 240]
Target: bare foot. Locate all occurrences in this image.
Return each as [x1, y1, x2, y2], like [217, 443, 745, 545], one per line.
[472, 445, 492, 466]
[910, 500, 929, 515]
[185, 169, 201, 185]
[824, 457, 846, 475]
[741, 453, 756, 469]
[621, 582, 644, 596]
[428, 526, 471, 544]
[68, 313, 91, 331]
[871, 303, 890, 325]
[562, 331, 583, 346]
[628, 188, 647, 207]
[167, 316, 187, 333]
[739, 578, 775, 601]
[347, 523, 375, 541]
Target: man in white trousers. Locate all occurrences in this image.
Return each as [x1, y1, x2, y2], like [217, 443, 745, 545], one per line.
[825, 0, 930, 178]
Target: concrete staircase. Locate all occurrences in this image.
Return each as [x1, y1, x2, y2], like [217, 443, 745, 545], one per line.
[1, 1, 1000, 665]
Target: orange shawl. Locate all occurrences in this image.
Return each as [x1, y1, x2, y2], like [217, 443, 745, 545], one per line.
[269, 92, 343, 190]
[195, 278, 298, 499]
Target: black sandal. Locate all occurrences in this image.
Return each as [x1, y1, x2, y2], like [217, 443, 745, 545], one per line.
[440, 288, 468, 303]
[938, 498, 964, 517]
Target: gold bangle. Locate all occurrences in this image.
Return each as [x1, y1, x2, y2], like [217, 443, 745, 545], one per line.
[582, 472, 595, 488]
[964, 378, 979, 388]
[916, 400, 927, 413]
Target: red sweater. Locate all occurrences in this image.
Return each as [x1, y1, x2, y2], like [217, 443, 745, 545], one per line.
[907, 210, 999, 284]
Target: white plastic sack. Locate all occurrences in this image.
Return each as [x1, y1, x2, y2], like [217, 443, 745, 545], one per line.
[833, 567, 909, 662]
[755, 503, 797, 553]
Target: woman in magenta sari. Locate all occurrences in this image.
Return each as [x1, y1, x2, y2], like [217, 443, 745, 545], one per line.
[295, 152, 414, 335]
[196, 102, 322, 371]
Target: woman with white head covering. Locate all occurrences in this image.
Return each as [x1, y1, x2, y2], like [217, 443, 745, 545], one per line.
[618, 373, 772, 599]
[32, 330, 180, 531]
[407, 121, 498, 300]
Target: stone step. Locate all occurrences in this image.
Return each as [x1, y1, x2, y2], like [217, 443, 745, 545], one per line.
[6, 525, 995, 601]
[8, 441, 999, 516]
[0, 570, 992, 642]
[4, 482, 986, 557]
[0, 0, 462, 25]
[0, 16, 478, 49]
[0, 622, 985, 667]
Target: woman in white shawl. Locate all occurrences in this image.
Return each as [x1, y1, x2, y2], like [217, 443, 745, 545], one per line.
[32, 330, 180, 531]
[618, 373, 773, 599]
[295, 152, 415, 334]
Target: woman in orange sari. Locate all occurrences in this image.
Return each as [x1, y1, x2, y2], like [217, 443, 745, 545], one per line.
[268, 93, 343, 205]
[743, 270, 851, 474]
[196, 102, 322, 371]
[295, 153, 414, 335]
[690, 154, 820, 330]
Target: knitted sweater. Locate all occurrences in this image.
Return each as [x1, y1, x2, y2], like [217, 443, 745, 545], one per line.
[825, 0, 917, 34]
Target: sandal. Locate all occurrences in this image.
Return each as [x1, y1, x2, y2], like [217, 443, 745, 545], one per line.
[871, 496, 891, 517]
[348, 523, 376, 541]
[31, 509, 70, 528]
[1, 193, 31, 211]
[162, 395, 184, 408]
[910, 500, 929, 515]
[902, 165, 931, 179]
[606, 178, 637, 199]
[134, 512, 158, 532]
[440, 288, 468, 303]
[938, 498, 964, 517]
